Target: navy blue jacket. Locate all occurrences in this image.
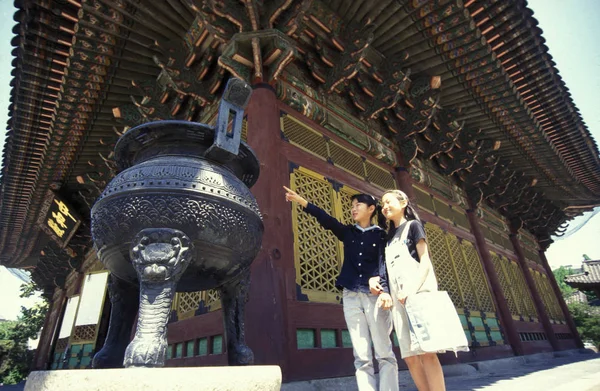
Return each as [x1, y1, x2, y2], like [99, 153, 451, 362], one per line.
[303, 203, 386, 293]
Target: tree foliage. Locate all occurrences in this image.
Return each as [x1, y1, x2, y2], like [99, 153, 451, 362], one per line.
[568, 302, 600, 348]
[0, 282, 48, 385]
[552, 266, 576, 296]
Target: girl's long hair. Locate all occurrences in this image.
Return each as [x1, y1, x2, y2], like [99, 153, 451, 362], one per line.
[383, 189, 420, 238]
[350, 193, 387, 230]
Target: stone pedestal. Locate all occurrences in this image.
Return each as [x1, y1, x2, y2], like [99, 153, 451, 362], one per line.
[25, 366, 282, 391]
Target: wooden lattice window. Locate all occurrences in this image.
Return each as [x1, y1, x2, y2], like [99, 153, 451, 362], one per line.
[424, 224, 495, 313]
[282, 115, 329, 159]
[490, 253, 538, 321]
[328, 140, 366, 178]
[531, 270, 564, 322]
[72, 325, 97, 343]
[281, 114, 396, 190]
[507, 262, 538, 320]
[490, 253, 521, 318]
[446, 233, 478, 309]
[461, 241, 495, 313]
[543, 274, 564, 321]
[425, 224, 462, 307]
[174, 289, 221, 320]
[365, 161, 396, 190]
[291, 166, 363, 303]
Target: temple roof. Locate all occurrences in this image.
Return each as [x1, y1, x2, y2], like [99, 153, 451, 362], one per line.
[565, 260, 600, 287]
[1, 0, 599, 288]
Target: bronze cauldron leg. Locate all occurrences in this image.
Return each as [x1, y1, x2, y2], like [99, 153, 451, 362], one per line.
[92, 274, 139, 368]
[220, 268, 254, 365]
[123, 228, 193, 368]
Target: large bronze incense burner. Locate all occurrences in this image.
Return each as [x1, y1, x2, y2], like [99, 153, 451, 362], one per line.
[90, 78, 263, 368]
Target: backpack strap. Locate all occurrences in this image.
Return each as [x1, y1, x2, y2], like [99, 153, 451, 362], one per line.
[399, 220, 413, 244]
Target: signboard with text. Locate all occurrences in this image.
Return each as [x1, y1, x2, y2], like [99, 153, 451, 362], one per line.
[37, 191, 81, 248]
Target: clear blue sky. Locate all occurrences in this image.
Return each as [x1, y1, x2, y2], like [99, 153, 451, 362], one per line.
[527, 0, 600, 268]
[0, 1, 599, 319]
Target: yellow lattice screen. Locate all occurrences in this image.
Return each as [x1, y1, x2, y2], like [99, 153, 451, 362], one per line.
[508, 262, 538, 320]
[337, 186, 359, 226]
[425, 224, 462, 306]
[424, 224, 495, 313]
[365, 161, 396, 190]
[490, 252, 520, 318]
[490, 253, 538, 321]
[542, 273, 564, 322]
[329, 141, 366, 178]
[291, 167, 344, 303]
[461, 241, 495, 313]
[282, 115, 329, 158]
[446, 234, 476, 308]
[174, 289, 221, 320]
[281, 114, 396, 190]
[531, 270, 564, 322]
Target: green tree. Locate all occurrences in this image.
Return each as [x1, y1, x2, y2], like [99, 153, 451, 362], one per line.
[552, 266, 576, 296]
[0, 282, 48, 385]
[569, 302, 600, 348]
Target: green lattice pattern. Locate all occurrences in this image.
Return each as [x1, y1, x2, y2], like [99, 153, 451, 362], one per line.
[424, 224, 462, 307]
[508, 262, 538, 319]
[461, 241, 495, 313]
[293, 170, 341, 294]
[490, 253, 520, 317]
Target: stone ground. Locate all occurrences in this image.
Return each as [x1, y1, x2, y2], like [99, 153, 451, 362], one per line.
[431, 353, 600, 391]
[283, 350, 600, 391]
[3, 350, 598, 390]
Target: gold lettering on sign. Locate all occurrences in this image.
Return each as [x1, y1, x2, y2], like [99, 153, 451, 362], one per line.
[47, 219, 65, 238]
[54, 200, 77, 222]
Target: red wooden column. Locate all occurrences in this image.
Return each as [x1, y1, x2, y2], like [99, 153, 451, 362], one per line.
[538, 249, 584, 348]
[394, 167, 417, 201]
[394, 152, 416, 201]
[509, 229, 560, 351]
[244, 84, 293, 377]
[465, 201, 524, 355]
[32, 289, 67, 369]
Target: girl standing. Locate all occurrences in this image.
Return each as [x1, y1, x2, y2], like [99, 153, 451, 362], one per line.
[283, 186, 398, 391]
[371, 189, 445, 391]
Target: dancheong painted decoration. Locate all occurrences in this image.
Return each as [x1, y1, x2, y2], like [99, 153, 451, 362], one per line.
[1, 0, 598, 382]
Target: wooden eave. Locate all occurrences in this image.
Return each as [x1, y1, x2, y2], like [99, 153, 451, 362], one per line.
[341, 0, 600, 205]
[1, 0, 599, 276]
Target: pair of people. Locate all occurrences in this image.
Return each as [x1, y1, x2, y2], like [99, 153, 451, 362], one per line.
[284, 186, 445, 391]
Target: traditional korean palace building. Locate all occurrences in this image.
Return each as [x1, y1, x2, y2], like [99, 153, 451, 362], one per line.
[2, 0, 600, 382]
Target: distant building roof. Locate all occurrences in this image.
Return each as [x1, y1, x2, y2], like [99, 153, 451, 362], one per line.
[565, 260, 600, 287]
[564, 290, 588, 305]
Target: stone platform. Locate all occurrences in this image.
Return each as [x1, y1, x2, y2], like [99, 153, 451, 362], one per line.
[24, 366, 282, 391]
[282, 349, 599, 391]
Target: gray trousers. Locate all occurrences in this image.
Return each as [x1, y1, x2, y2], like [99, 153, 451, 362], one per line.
[342, 289, 399, 391]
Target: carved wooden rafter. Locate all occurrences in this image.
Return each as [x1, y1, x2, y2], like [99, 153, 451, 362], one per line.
[219, 29, 298, 83]
[154, 39, 225, 108]
[348, 52, 411, 119]
[187, 0, 310, 83]
[127, 1, 573, 244]
[419, 110, 463, 160]
[305, 22, 376, 94]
